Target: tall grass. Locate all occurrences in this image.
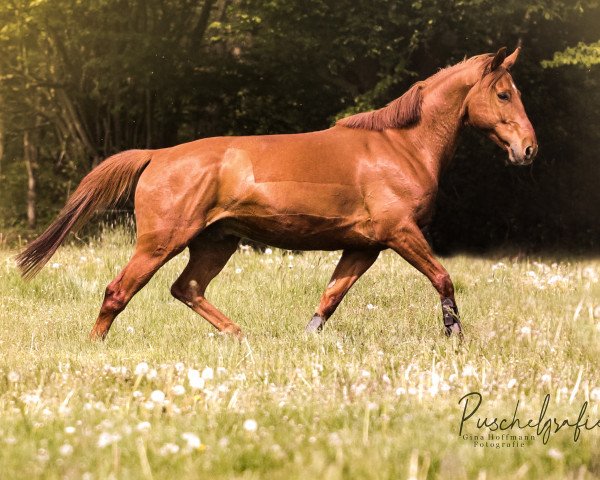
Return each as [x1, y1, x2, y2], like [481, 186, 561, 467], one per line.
[1, 230, 599, 479]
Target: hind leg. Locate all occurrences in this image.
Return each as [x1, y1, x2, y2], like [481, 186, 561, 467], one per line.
[170, 233, 242, 337]
[89, 232, 186, 340]
[306, 249, 380, 332]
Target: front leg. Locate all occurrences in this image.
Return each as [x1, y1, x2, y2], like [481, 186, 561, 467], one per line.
[386, 223, 462, 337]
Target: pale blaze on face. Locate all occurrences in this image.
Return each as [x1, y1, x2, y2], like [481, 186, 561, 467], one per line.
[466, 48, 538, 166]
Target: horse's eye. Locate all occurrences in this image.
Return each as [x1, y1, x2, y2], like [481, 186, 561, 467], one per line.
[497, 91, 511, 101]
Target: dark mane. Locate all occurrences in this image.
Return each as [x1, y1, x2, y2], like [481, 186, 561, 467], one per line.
[337, 83, 424, 131]
[337, 53, 500, 131]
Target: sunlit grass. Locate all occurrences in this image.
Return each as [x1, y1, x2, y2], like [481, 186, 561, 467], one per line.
[1, 229, 600, 479]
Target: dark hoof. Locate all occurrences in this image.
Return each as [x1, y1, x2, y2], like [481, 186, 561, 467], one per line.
[444, 322, 463, 337]
[305, 314, 326, 333]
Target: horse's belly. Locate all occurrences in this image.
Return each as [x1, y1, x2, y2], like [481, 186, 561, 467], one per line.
[215, 215, 376, 250]
[212, 180, 379, 250]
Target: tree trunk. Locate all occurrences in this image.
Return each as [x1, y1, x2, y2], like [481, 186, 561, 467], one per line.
[0, 118, 4, 179]
[23, 130, 37, 229]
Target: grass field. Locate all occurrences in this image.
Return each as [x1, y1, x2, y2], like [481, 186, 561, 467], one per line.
[1, 229, 600, 479]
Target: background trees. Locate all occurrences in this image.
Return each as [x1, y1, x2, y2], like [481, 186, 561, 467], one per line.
[1, 0, 598, 251]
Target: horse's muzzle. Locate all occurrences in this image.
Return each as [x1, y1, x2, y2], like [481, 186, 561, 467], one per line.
[509, 142, 538, 166]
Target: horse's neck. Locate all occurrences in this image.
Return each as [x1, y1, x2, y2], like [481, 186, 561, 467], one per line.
[410, 67, 478, 177]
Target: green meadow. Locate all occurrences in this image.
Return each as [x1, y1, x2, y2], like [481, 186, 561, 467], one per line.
[1, 229, 600, 479]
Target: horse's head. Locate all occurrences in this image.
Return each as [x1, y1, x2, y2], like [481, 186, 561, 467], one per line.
[464, 47, 538, 165]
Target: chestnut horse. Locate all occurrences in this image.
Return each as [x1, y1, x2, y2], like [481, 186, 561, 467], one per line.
[17, 47, 537, 340]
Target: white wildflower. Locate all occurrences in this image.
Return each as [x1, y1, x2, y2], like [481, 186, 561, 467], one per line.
[265, 248, 273, 255]
[547, 448, 564, 460]
[181, 432, 202, 450]
[134, 362, 149, 376]
[189, 376, 205, 390]
[159, 443, 180, 455]
[507, 378, 517, 389]
[64, 426, 76, 435]
[201, 367, 214, 380]
[520, 326, 532, 335]
[59, 444, 73, 456]
[136, 421, 151, 432]
[243, 419, 258, 432]
[491, 262, 506, 271]
[97, 432, 121, 448]
[172, 385, 185, 396]
[149, 390, 165, 403]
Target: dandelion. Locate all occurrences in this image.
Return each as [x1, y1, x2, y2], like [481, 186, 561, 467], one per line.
[201, 367, 214, 380]
[146, 369, 158, 380]
[235, 267, 243, 274]
[491, 262, 506, 271]
[150, 390, 165, 403]
[547, 448, 564, 460]
[265, 248, 273, 255]
[328, 432, 342, 447]
[172, 385, 185, 396]
[520, 326, 532, 335]
[175, 362, 185, 373]
[189, 376, 205, 390]
[136, 421, 151, 432]
[218, 437, 229, 448]
[64, 426, 76, 435]
[7, 371, 20, 383]
[126, 326, 135, 334]
[462, 365, 476, 377]
[541, 374, 552, 384]
[366, 303, 377, 310]
[395, 387, 406, 396]
[159, 443, 180, 455]
[51, 263, 61, 269]
[59, 444, 73, 456]
[132, 390, 143, 398]
[243, 419, 258, 432]
[97, 432, 121, 448]
[22, 394, 41, 405]
[134, 362, 149, 376]
[37, 448, 50, 462]
[143, 401, 155, 410]
[181, 432, 202, 451]
[507, 378, 517, 389]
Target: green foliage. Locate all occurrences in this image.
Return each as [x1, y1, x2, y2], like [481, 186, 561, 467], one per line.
[542, 40, 600, 68]
[0, 0, 599, 250]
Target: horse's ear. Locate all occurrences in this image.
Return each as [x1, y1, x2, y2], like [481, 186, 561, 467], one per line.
[502, 47, 520, 70]
[490, 47, 507, 71]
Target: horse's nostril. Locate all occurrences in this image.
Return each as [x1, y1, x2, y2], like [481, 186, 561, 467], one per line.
[525, 145, 534, 159]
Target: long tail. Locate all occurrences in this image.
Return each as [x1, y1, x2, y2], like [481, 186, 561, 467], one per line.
[16, 149, 153, 278]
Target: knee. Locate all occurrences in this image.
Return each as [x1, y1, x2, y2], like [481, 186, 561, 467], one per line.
[171, 279, 203, 306]
[101, 285, 127, 314]
[433, 272, 454, 298]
